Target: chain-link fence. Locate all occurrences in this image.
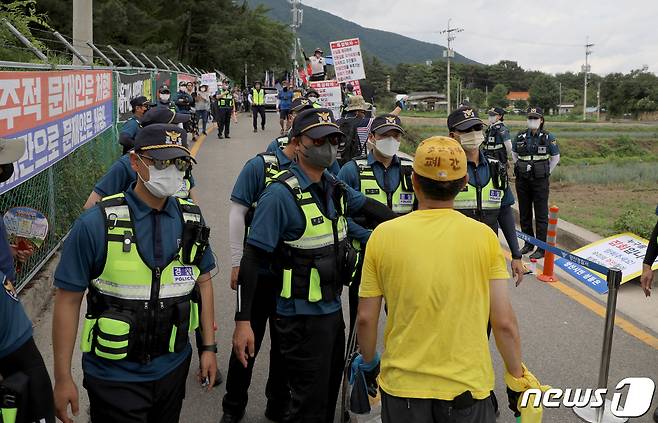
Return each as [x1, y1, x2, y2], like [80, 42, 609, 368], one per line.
[0, 72, 121, 290]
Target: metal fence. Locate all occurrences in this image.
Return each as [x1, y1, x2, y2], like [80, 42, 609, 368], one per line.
[0, 21, 218, 291]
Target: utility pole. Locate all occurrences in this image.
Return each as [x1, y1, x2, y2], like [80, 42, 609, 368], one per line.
[582, 37, 594, 121]
[485, 85, 489, 107]
[289, 0, 303, 86]
[596, 82, 601, 121]
[72, 0, 93, 65]
[440, 19, 463, 114]
[559, 82, 562, 111]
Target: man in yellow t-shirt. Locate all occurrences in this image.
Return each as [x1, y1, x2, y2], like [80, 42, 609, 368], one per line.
[355, 136, 544, 422]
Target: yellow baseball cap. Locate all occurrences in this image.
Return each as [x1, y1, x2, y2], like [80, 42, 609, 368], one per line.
[412, 136, 467, 182]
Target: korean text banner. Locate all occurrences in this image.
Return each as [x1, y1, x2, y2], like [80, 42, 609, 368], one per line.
[0, 70, 113, 195]
[309, 80, 342, 119]
[330, 38, 366, 83]
[117, 72, 153, 122]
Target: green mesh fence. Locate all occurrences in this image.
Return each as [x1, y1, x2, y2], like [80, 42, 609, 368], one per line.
[0, 71, 122, 291]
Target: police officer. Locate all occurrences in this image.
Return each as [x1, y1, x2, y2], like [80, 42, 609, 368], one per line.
[0, 137, 55, 423]
[119, 96, 150, 154]
[337, 114, 415, 334]
[250, 81, 266, 133]
[483, 107, 512, 164]
[53, 124, 218, 423]
[214, 83, 236, 139]
[265, 98, 341, 176]
[513, 107, 560, 259]
[83, 107, 198, 209]
[232, 108, 397, 422]
[220, 104, 305, 423]
[447, 107, 525, 282]
[156, 85, 175, 110]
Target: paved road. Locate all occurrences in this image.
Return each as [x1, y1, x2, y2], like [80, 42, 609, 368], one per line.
[33, 113, 658, 422]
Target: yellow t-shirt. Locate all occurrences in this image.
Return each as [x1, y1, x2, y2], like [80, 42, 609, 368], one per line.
[359, 208, 510, 400]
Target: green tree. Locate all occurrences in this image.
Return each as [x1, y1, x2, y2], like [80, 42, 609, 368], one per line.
[0, 0, 52, 62]
[529, 74, 559, 111]
[463, 88, 485, 109]
[487, 84, 508, 108]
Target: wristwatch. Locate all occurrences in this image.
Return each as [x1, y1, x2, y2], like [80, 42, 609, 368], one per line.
[199, 343, 218, 353]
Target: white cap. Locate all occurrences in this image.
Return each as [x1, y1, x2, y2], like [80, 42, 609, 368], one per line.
[0, 138, 26, 164]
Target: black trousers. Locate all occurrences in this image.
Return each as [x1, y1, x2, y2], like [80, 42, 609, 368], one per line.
[83, 353, 191, 423]
[217, 108, 232, 137]
[381, 390, 496, 423]
[252, 105, 266, 130]
[0, 337, 55, 423]
[223, 275, 289, 415]
[515, 175, 550, 248]
[275, 311, 345, 423]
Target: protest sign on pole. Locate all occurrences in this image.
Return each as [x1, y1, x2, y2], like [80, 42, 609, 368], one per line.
[555, 232, 658, 294]
[0, 70, 114, 195]
[309, 80, 342, 119]
[330, 38, 366, 83]
[346, 80, 362, 96]
[117, 72, 152, 122]
[201, 73, 218, 94]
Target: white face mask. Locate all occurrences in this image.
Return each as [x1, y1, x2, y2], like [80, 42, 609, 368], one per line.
[308, 96, 318, 102]
[458, 130, 484, 151]
[159, 94, 170, 102]
[488, 115, 498, 125]
[138, 157, 185, 198]
[373, 136, 400, 158]
[527, 119, 541, 130]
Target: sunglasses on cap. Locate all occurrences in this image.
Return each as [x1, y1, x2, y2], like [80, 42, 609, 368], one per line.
[303, 134, 341, 146]
[459, 124, 484, 133]
[138, 154, 192, 171]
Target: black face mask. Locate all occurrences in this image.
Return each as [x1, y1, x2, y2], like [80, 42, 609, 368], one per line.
[283, 87, 288, 92]
[0, 163, 14, 183]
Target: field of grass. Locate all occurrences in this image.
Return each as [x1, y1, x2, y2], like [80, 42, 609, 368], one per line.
[399, 119, 658, 239]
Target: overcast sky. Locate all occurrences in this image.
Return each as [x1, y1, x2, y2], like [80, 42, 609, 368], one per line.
[301, 0, 658, 75]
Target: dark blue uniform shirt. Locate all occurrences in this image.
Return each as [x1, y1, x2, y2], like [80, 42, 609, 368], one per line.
[231, 147, 292, 207]
[246, 163, 366, 316]
[338, 152, 404, 245]
[120, 117, 140, 140]
[54, 185, 216, 382]
[512, 130, 560, 156]
[93, 154, 195, 197]
[0, 219, 32, 359]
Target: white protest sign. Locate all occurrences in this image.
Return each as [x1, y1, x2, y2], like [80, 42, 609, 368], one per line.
[309, 80, 342, 119]
[555, 232, 658, 294]
[201, 73, 218, 94]
[330, 38, 366, 83]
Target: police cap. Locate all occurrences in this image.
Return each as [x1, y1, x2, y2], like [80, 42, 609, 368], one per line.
[370, 114, 405, 135]
[447, 106, 483, 132]
[159, 85, 170, 94]
[487, 107, 506, 116]
[527, 107, 544, 118]
[292, 108, 344, 139]
[133, 124, 195, 162]
[130, 96, 149, 109]
[291, 97, 315, 113]
[141, 106, 192, 127]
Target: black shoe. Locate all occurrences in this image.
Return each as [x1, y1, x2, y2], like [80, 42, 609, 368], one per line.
[520, 243, 534, 255]
[652, 406, 658, 422]
[203, 131, 207, 135]
[220, 411, 244, 423]
[264, 401, 288, 422]
[261, 126, 265, 131]
[218, 135, 223, 139]
[529, 249, 545, 260]
[253, 128, 257, 133]
[225, 135, 231, 139]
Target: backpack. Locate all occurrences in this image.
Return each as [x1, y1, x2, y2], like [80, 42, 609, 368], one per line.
[337, 118, 363, 166]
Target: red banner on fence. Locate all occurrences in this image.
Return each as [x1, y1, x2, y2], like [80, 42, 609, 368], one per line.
[0, 70, 112, 137]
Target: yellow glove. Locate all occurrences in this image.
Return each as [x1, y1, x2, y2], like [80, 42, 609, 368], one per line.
[505, 364, 550, 422]
[505, 363, 550, 392]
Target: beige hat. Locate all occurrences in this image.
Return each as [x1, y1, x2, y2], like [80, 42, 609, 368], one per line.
[345, 95, 369, 112]
[0, 138, 26, 164]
